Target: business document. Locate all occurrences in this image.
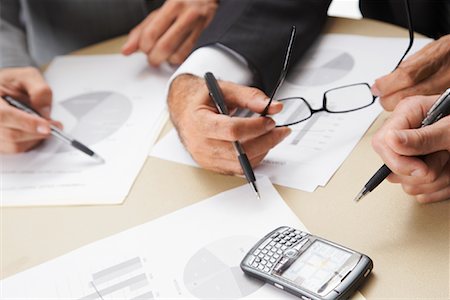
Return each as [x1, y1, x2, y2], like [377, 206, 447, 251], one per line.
[1, 54, 171, 206]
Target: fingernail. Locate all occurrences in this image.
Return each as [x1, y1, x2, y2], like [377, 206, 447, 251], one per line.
[411, 169, 426, 177]
[37, 125, 50, 134]
[371, 85, 381, 97]
[265, 118, 275, 130]
[40, 106, 51, 118]
[394, 130, 407, 144]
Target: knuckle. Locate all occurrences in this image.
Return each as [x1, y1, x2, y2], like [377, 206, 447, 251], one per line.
[424, 169, 439, 184]
[225, 123, 240, 140]
[3, 129, 20, 141]
[371, 132, 385, 154]
[158, 40, 173, 54]
[415, 194, 433, 204]
[402, 184, 420, 195]
[396, 66, 415, 86]
[247, 87, 264, 100]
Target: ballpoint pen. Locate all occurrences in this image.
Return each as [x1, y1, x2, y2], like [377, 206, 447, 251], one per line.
[3, 95, 105, 163]
[204, 72, 260, 199]
[354, 88, 450, 202]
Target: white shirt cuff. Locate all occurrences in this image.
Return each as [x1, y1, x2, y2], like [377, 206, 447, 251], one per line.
[168, 44, 253, 87]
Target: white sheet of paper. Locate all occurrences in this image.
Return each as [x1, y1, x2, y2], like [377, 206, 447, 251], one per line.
[150, 34, 431, 192]
[1, 54, 172, 206]
[1, 177, 365, 299]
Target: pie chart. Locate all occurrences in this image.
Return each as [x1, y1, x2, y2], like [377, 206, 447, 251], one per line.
[287, 48, 354, 86]
[183, 236, 264, 299]
[42, 91, 132, 152]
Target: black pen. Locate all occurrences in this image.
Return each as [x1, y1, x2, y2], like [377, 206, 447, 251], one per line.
[3, 95, 105, 163]
[204, 72, 260, 199]
[355, 88, 450, 202]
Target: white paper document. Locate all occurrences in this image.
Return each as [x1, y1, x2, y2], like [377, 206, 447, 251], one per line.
[1, 54, 172, 206]
[1, 177, 364, 299]
[150, 34, 430, 192]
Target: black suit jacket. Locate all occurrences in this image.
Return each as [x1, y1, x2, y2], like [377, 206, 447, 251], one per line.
[196, 0, 449, 94]
[196, 0, 331, 94]
[360, 0, 450, 40]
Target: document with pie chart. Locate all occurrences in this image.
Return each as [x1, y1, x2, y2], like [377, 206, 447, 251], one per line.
[150, 34, 431, 192]
[0, 177, 365, 299]
[1, 54, 172, 206]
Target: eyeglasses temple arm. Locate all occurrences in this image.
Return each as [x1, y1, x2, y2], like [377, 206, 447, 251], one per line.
[393, 0, 414, 71]
[261, 26, 296, 116]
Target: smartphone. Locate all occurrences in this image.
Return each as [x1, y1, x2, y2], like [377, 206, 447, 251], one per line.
[241, 226, 373, 300]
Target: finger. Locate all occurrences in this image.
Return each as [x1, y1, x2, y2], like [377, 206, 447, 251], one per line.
[0, 100, 51, 134]
[371, 39, 441, 98]
[50, 120, 64, 130]
[121, 24, 143, 55]
[168, 23, 204, 65]
[139, 4, 178, 55]
[386, 117, 450, 156]
[148, 11, 201, 66]
[373, 136, 429, 177]
[249, 153, 268, 169]
[377, 75, 450, 111]
[387, 151, 449, 185]
[415, 185, 450, 204]
[401, 165, 450, 196]
[0, 140, 41, 154]
[0, 127, 46, 143]
[122, 10, 158, 55]
[196, 111, 277, 142]
[220, 82, 282, 115]
[242, 127, 292, 159]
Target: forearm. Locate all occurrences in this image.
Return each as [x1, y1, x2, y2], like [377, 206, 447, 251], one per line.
[0, 0, 35, 68]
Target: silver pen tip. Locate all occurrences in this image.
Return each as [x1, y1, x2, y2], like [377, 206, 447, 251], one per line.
[92, 153, 105, 164]
[251, 182, 261, 200]
[354, 187, 368, 202]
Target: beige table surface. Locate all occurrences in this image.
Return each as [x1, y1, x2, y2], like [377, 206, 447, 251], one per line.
[1, 17, 449, 299]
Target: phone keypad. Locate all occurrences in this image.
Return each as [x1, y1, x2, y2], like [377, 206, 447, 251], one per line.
[249, 227, 308, 274]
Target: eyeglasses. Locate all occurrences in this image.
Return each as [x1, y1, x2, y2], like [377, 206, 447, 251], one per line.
[256, 0, 414, 127]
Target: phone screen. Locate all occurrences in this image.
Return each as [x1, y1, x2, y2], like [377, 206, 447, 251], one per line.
[280, 240, 352, 295]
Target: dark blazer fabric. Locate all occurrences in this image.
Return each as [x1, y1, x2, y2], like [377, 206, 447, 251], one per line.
[196, 0, 332, 94]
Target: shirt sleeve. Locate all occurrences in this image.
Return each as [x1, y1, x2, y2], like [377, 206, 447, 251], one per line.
[168, 44, 253, 87]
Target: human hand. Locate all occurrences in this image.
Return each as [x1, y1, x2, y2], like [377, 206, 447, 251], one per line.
[372, 35, 450, 111]
[168, 74, 292, 174]
[122, 0, 218, 67]
[0, 67, 62, 153]
[372, 94, 450, 203]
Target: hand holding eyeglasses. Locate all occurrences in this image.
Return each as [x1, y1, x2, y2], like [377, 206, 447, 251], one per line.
[167, 74, 291, 174]
[372, 34, 450, 111]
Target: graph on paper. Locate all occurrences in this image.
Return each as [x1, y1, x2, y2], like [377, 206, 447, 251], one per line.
[183, 236, 264, 299]
[42, 91, 132, 153]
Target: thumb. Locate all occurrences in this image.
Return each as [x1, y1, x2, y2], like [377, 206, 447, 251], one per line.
[387, 121, 450, 155]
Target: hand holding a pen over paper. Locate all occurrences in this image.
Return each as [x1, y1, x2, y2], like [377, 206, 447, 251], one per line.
[168, 74, 291, 174]
[0, 67, 62, 153]
[372, 35, 450, 111]
[372, 95, 450, 203]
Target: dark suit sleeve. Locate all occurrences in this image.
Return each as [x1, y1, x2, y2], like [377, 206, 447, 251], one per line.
[195, 0, 331, 94]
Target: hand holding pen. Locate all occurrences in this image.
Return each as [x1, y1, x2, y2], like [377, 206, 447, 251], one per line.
[355, 89, 450, 203]
[0, 67, 62, 153]
[3, 95, 104, 162]
[204, 72, 262, 198]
